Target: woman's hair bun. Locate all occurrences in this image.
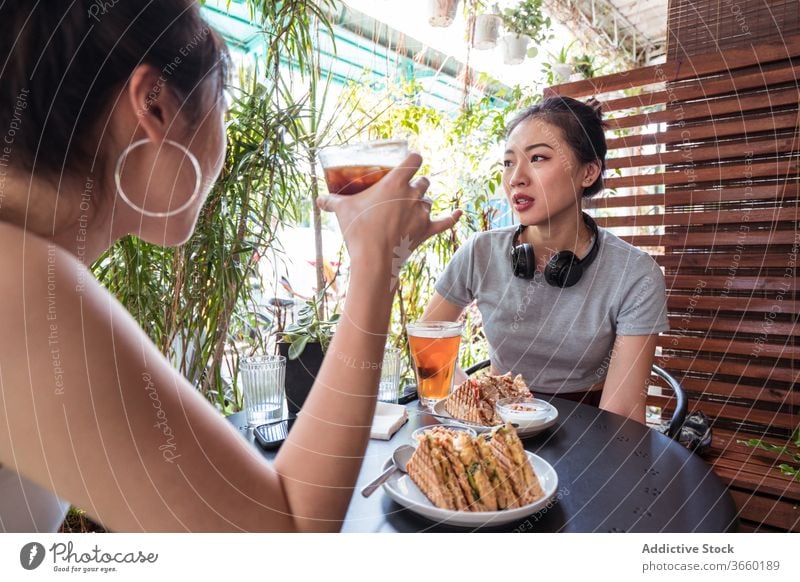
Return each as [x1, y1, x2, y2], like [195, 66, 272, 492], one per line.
[586, 97, 603, 119]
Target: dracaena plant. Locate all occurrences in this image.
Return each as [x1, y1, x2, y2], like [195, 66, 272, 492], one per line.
[95, 1, 333, 410]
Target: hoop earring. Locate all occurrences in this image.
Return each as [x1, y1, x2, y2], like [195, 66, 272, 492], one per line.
[115, 138, 203, 218]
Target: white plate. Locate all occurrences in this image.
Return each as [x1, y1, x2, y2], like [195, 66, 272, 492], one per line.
[382, 451, 558, 527]
[431, 399, 558, 437]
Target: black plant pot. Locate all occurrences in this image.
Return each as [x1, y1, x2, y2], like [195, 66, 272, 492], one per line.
[278, 341, 325, 415]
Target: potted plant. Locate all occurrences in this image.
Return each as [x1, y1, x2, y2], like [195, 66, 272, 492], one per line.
[278, 292, 340, 414]
[574, 53, 597, 79]
[474, 5, 502, 50]
[500, 0, 551, 65]
[427, 0, 461, 27]
[544, 42, 575, 83]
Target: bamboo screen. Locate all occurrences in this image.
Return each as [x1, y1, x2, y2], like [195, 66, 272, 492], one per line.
[666, 0, 800, 61]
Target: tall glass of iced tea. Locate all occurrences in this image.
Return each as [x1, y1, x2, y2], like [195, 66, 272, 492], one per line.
[318, 139, 408, 195]
[406, 321, 462, 408]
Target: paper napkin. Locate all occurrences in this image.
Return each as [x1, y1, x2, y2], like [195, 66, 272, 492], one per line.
[370, 401, 408, 440]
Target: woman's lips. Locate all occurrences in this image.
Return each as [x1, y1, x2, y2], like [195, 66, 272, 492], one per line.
[512, 194, 534, 212]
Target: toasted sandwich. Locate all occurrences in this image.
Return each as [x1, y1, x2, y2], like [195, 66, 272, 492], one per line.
[406, 423, 543, 512]
[445, 372, 532, 426]
[474, 434, 519, 509]
[488, 424, 544, 505]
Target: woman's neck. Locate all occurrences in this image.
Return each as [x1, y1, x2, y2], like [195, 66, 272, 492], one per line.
[0, 170, 115, 265]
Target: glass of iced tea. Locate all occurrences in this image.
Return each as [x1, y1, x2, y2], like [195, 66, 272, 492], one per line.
[318, 139, 408, 195]
[406, 321, 463, 408]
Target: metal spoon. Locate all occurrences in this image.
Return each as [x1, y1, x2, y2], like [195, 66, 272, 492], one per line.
[360, 444, 415, 498]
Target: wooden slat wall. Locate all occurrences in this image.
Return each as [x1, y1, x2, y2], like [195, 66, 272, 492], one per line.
[666, 0, 800, 62]
[545, 32, 799, 532]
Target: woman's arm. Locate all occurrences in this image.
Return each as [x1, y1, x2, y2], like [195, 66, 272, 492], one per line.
[0, 155, 460, 532]
[270, 251, 397, 531]
[0, 236, 298, 532]
[599, 334, 658, 424]
[277, 157, 461, 530]
[422, 291, 464, 321]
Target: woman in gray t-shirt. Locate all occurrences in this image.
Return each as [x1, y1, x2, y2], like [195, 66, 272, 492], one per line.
[423, 96, 669, 424]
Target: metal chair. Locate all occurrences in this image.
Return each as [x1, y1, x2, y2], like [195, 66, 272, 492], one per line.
[464, 359, 687, 441]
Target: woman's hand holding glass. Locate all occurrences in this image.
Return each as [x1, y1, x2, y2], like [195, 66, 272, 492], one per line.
[316, 153, 462, 265]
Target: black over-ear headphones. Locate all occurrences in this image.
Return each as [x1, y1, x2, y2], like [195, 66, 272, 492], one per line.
[510, 212, 600, 287]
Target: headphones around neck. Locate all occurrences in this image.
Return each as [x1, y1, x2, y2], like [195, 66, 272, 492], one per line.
[510, 212, 600, 287]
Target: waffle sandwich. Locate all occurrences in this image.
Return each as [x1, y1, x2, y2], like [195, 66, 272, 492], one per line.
[407, 423, 544, 512]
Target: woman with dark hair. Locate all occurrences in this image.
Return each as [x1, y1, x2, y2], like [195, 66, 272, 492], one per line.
[0, 1, 460, 531]
[424, 96, 668, 422]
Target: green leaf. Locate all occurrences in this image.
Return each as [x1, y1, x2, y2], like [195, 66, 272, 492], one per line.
[759, 443, 787, 454]
[288, 335, 310, 360]
[778, 464, 800, 482]
[738, 438, 788, 455]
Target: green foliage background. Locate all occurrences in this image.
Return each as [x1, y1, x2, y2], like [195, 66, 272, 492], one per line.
[93, 0, 541, 410]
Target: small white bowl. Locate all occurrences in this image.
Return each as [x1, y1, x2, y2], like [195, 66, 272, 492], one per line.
[496, 398, 556, 430]
[411, 424, 477, 443]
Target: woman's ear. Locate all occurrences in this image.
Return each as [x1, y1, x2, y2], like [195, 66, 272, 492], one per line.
[582, 160, 602, 186]
[126, 64, 183, 144]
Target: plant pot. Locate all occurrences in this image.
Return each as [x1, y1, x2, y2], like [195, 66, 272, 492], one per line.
[473, 14, 501, 49]
[552, 63, 573, 83]
[427, 0, 460, 28]
[278, 341, 325, 415]
[502, 34, 530, 65]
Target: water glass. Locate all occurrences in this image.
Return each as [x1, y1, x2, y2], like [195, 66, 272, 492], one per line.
[378, 348, 401, 404]
[240, 355, 286, 426]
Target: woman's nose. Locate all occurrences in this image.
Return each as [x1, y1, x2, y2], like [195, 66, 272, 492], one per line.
[509, 163, 529, 186]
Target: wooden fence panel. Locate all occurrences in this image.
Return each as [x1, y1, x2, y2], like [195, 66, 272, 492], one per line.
[546, 33, 799, 532]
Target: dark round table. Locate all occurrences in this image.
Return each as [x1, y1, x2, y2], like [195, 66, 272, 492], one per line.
[227, 397, 738, 532]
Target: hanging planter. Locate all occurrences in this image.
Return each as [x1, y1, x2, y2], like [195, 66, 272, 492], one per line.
[502, 34, 530, 65]
[473, 13, 502, 49]
[499, 0, 551, 65]
[427, 0, 461, 28]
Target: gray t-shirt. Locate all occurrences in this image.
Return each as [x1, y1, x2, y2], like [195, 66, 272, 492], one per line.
[435, 226, 670, 394]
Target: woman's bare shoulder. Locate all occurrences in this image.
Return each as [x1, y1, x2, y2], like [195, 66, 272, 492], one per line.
[0, 223, 103, 333]
[0, 222, 87, 288]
